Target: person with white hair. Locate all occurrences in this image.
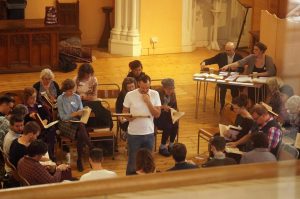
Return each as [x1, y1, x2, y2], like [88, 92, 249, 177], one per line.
[200, 42, 243, 111]
[285, 95, 300, 127]
[33, 68, 61, 105]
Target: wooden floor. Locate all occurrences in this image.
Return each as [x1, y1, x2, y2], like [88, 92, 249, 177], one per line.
[0, 48, 236, 178]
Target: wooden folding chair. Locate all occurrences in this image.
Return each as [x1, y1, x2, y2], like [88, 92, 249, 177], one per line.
[97, 83, 121, 137]
[0, 147, 30, 186]
[197, 129, 214, 155]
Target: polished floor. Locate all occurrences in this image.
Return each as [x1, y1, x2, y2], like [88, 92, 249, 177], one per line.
[0, 48, 236, 177]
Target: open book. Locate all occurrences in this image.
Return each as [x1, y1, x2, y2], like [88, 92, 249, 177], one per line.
[219, 124, 241, 141]
[225, 146, 244, 155]
[40, 91, 57, 109]
[193, 73, 224, 80]
[112, 113, 151, 118]
[35, 113, 58, 129]
[69, 106, 92, 124]
[170, 108, 185, 124]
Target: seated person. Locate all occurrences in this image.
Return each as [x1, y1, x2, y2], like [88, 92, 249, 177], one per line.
[240, 132, 277, 164]
[202, 136, 236, 167]
[200, 42, 242, 110]
[9, 121, 40, 168]
[74, 63, 112, 129]
[80, 148, 117, 181]
[227, 95, 254, 143]
[3, 114, 24, 156]
[18, 140, 71, 185]
[115, 77, 137, 139]
[23, 87, 56, 161]
[167, 143, 198, 171]
[135, 148, 156, 175]
[127, 60, 147, 82]
[228, 104, 282, 156]
[221, 42, 276, 103]
[154, 78, 179, 157]
[33, 68, 61, 109]
[57, 79, 93, 172]
[0, 95, 15, 148]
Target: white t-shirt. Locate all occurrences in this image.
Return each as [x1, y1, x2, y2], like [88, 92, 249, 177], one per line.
[123, 89, 161, 135]
[80, 170, 117, 181]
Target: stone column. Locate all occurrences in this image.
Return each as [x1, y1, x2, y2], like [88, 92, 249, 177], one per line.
[110, 0, 122, 40]
[182, 0, 196, 52]
[109, 0, 141, 56]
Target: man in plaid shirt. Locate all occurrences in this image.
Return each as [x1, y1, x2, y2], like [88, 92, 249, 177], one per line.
[18, 140, 71, 185]
[251, 104, 282, 156]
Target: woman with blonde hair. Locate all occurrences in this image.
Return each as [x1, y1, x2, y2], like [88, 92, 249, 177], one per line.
[33, 68, 61, 105]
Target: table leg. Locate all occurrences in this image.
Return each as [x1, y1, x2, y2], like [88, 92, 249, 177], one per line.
[203, 81, 208, 112]
[195, 81, 202, 118]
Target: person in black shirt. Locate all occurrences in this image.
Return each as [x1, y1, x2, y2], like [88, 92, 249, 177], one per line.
[203, 136, 236, 168]
[0, 95, 14, 117]
[115, 77, 137, 139]
[9, 121, 40, 168]
[127, 60, 147, 82]
[167, 143, 198, 171]
[201, 42, 243, 110]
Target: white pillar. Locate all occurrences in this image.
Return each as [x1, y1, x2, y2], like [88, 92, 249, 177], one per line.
[208, 0, 222, 50]
[128, 0, 138, 36]
[182, 0, 196, 52]
[110, 0, 122, 39]
[120, 0, 128, 39]
[109, 0, 141, 56]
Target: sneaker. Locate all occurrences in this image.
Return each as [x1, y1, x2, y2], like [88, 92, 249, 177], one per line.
[77, 160, 83, 172]
[159, 147, 171, 157]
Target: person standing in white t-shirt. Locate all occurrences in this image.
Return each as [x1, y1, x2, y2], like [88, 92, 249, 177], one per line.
[80, 148, 117, 181]
[123, 75, 161, 175]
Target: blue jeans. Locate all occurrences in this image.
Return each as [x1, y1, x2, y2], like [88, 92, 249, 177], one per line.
[126, 133, 154, 175]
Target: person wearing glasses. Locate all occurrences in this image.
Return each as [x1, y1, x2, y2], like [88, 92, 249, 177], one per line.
[228, 103, 282, 156]
[200, 42, 243, 111]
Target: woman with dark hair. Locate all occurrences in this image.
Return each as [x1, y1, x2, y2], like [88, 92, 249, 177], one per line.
[115, 77, 137, 139]
[135, 148, 156, 174]
[23, 87, 56, 162]
[154, 78, 179, 157]
[127, 60, 147, 82]
[57, 79, 92, 171]
[74, 63, 97, 101]
[221, 42, 276, 103]
[228, 94, 254, 142]
[74, 63, 112, 129]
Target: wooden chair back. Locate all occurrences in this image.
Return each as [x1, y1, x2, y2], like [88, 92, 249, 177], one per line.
[97, 83, 120, 112]
[56, 0, 79, 28]
[0, 147, 30, 186]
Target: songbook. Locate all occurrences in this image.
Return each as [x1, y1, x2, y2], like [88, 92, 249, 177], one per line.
[225, 74, 239, 82]
[252, 77, 269, 83]
[170, 108, 185, 124]
[225, 146, 244, 155]
[193, 73, 224, 80]
[112, 113, 151, 118]
[236, 75, 252, 83]
[294, 133, 300, 149]
[35, 113, 58, 129]
[219, 124, 241, 141]
[40, 91, 57, 109]
[69, 106, 92, 124]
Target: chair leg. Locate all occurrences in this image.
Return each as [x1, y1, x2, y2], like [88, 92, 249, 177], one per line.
[154, 132, 157, 152]
[112, 135, 115, 160]
[197, 130, 200, 154]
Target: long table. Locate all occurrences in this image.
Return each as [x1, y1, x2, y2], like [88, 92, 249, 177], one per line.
[194, 75, 267, 118]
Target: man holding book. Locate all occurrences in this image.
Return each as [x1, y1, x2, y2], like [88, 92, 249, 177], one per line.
[123, 75, 161, 175]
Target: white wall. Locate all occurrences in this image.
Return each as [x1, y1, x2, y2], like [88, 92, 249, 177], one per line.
[194, 0, 252, 50]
